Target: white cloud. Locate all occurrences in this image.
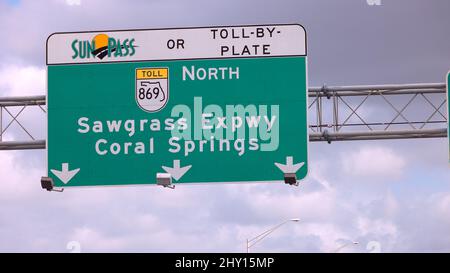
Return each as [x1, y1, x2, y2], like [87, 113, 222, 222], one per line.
[248, 190, 337, 223]
[357, 217, 397, 237]
[341, 145, 406, 178]
[437, 194, 450, 214]
[70, 227, 126, 251]
[65, 0, 81, 6]
[0, 151, 41, 200]
[0, 64, 45, 97]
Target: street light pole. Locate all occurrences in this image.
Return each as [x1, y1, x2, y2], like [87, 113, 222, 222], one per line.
[333, 241, 359, 253]
[246, 218, 300, 253]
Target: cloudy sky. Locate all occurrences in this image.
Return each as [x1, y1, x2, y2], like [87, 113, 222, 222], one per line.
[0, 0, 449, 252]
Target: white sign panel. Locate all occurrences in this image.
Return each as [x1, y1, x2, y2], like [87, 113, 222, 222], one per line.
[47, 24, 306, 65]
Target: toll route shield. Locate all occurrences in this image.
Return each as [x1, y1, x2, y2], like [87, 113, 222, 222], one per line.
[135, 68, 169, 112]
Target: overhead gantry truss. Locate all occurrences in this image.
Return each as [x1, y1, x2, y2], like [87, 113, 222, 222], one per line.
[308, 83, 447, 142]
[0, 83, 447, 150]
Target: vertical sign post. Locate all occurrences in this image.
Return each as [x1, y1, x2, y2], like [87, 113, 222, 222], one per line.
[447, 71, 450, 164]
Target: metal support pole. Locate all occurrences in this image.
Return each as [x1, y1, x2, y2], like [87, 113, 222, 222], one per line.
[309, 128, 447, 142]
[0, 140, 46, 150]
[0, 106, 2, 142]
[332, 92, 339, 132]
[308, 83, 446, 95]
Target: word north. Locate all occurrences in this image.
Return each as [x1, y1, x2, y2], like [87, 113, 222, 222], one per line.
[183, 66, 239, 81]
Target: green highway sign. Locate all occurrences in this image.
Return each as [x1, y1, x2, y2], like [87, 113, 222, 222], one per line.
[46, 24, 308, 187]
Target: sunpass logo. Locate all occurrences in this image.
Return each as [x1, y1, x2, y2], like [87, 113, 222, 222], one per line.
[71, 34, 136, 60]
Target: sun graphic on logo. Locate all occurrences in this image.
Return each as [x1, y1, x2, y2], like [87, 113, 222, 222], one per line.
[91, 34, 111, 60]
